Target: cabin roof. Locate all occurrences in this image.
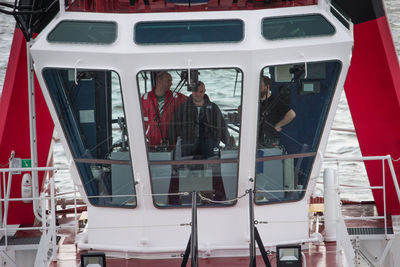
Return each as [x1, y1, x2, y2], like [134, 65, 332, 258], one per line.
[66, 0, 317, 13]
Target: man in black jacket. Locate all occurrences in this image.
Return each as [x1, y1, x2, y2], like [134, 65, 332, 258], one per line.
[167, 81, 232, 204]
[258, 76, 296, 147]
[168, 81, 232, 159]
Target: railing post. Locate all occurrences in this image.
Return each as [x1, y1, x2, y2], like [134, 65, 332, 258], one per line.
[74, 185, 78, 236]
[190, 191, 198, 267]
[249, 189, 255, 267]
[324, 168, 338, 241]
[41, 192, 46, 230]
[386, 157, 400, 205]
[383, 159, 387, 237]
[50, 178, 57, 261]
[0, 172, 3, 227]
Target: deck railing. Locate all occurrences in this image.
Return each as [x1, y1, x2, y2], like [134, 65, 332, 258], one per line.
[323, 155, 400, 267]
[325, 155, 400, 238]
[0, 164, 79, 266]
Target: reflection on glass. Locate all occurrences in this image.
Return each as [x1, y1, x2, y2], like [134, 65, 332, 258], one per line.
[262, 14, 335, 40]
[135, 20, 243, 44]
[255, 61, 341, 204]
[48, 21, 117, 44]
[43, 69, 136, 207]
[137, 69, 242, 207]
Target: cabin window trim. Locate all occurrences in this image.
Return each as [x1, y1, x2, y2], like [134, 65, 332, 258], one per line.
[261, 13, 336, 41]
[47, 20, 118, 45]
[133, 19, 245, 45]
[42, 67, 137, 208]
[136, 67, 244, 208]
[254, 60, 343, 206]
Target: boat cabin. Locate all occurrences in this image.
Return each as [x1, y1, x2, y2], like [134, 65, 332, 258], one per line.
[29, 0, 353, 258]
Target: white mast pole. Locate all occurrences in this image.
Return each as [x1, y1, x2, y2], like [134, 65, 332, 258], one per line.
[27, 42, 43, 222]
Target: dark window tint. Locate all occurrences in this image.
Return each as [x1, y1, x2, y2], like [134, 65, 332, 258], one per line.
[48, 21, 117, 44]
[135, 20, 243, 44]
[262, 14, 335, 40]
[330, 2, 351, 29]
[255, 61, 342, 204]
[43, 69, 136, 208]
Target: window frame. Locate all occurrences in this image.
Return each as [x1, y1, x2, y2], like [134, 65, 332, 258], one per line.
[136, 67, 244, 208]
[42, 67, 137, 208]
[254, 60, 343, 205]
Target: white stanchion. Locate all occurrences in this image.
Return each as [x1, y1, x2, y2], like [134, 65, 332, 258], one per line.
[324, 168, 338, 242]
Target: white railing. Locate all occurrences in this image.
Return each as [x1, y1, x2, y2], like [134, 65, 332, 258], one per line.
[323, 155, 400, 267]
[325, 155, 400, 239]
[0, 165, 81, 266]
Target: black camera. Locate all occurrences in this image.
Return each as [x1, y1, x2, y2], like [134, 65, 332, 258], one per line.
[289, 65, 304, 78]
[181, 70, 200, 91]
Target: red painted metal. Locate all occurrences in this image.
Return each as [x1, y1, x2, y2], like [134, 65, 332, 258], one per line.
[0, 28, 54, 224]
[344, 16, 400, 215]
[66, 0, 317, 13]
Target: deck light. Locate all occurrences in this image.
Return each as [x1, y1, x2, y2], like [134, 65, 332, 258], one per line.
[80, 252, 106, 267]
[276, 245, 302, 267]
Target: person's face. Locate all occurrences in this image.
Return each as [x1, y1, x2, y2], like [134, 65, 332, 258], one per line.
[159, 74, 172, 92]
[193, 84, 206, 103]
[259, 79, 270, 99]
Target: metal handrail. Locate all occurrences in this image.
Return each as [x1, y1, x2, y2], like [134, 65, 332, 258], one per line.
[0, 165, 78, 255]
[324, 155, 400, 239]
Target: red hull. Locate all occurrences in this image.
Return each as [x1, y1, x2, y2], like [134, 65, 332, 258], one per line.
[344, 15, 400, 215]
[0, 28, 54, 224]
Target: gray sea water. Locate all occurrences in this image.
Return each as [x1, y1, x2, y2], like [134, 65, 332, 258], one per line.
[0, 1, 399, 200]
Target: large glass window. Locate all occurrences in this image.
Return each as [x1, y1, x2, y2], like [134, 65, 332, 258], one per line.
[47, 21, 117, 44]
[262, 14, 335, 40]
[137, 68, 242, 207]
[254, 61, 341, 204]
[43, 69, 136, 207]
[134, 20, 243, 44]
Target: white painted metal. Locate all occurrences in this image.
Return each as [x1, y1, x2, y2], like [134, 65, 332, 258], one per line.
[0, 251, 18, 267]
[336, 217, 355, 267]
[50, 178, 57, 262]
[21, 173, 33, 203]
[29, 3, 354, 257]
[326, 155, 400, 267]
[324, 168, 338, 242]
[27, 43, 42, 222]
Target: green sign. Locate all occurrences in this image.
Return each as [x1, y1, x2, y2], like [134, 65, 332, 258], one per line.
[21, 159, 32, 168]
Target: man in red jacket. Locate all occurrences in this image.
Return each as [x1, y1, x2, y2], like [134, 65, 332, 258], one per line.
[141, 71, 188, 149]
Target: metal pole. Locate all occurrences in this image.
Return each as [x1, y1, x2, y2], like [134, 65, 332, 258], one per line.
[249, 189, 255, 267]
[27, 42, 42, 221]
[0, 172, 3, 227]
[387, 157, 400, 204]
[50, 178, 57, 261]
[383, 159, 387, 237]
[190, 191, 198, 267]
[2, 173, 6, 241]
[74, 185, 78, 236]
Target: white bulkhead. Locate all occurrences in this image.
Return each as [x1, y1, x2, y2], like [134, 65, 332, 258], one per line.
[30, 4, 353, 257]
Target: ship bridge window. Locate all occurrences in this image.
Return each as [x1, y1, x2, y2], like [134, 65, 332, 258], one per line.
[47, 21, 117, 44]
[134, 20, 243, 44]
[254, 61, 341, 204]
[43, 68, 136, 208]
[262, 14, 335, 40]
[137, 68, 242, 207]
